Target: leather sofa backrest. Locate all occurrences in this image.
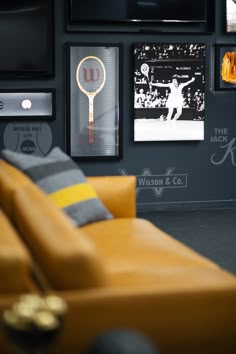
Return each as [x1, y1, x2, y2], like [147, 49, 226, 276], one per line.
[12, 182, 108, 290]
[0, 160, 31, 218]
[0, 209, 36, 293]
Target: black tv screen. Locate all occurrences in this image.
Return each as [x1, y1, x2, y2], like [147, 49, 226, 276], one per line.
[0, 0, 54, 79]
[69, 0, 207, 23]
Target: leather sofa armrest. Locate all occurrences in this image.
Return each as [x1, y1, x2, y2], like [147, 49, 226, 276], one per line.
[87, 176, 136, 218]
[0, 210, 36, 293]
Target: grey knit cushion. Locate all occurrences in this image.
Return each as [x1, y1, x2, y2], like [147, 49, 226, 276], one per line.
[1, 147, 113, 226]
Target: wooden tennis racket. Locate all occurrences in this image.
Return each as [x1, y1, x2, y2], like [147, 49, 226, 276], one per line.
[76, 56, 106, 143]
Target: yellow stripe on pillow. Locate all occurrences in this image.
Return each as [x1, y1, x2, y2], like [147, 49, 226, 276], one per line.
[49, 183, 97, 208]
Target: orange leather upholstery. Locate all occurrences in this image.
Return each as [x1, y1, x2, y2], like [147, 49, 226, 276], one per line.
[0, 160, 236, 354]
[82, 218, 221, 274]
[13, 183, 108, 290]
[87, 176, 136, 217]
[0, 160, 31, 218]
[0, 209, 35, 293]
[53, 285, 236, 354]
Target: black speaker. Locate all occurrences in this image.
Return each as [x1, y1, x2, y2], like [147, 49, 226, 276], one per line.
[87, 330, 160, 354]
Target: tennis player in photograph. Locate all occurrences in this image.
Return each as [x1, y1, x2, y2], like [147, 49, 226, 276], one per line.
[149, 75, 196, 121]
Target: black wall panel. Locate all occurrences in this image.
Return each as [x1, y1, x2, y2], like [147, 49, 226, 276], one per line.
[0, 0, 236, 211]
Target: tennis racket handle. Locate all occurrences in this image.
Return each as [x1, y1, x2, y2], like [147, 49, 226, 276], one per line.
[88, 96, 94, 123]
[89, 112, 94, 122]
[89, 121, 94, 143]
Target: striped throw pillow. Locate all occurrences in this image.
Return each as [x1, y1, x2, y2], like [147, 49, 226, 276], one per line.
[1, 147, 113, 227]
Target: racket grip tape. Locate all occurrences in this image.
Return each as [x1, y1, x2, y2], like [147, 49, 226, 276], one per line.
[89, 121, 94, 143]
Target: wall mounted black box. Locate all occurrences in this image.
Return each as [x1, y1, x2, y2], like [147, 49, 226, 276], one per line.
[0, 0, 54, 79]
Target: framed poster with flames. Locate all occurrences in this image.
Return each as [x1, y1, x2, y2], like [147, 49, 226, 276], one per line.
[215, 44, 236, 90]
[66, 43, 122, 160]
[133, 43, 206, 142]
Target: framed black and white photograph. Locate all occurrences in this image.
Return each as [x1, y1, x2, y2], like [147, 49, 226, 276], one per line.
[66, 43, 122, 160]
[226, 0, 236, 32]
[215, 44, 236, 90]
[133, 43, 206, 141]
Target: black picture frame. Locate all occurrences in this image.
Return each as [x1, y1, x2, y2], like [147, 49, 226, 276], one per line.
[65, 42, 123, 160]
[225, 0, 236, 33]
[214, 44, 236, 91]
[133, 43, 206, 142]
[0, 89, 56, 120]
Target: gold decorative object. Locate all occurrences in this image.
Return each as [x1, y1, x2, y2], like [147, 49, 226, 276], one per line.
[2, 293, 67, 354]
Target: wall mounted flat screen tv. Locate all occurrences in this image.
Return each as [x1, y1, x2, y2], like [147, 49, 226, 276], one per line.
[0, 0, 54, 79]
[69, 0, 207, 24]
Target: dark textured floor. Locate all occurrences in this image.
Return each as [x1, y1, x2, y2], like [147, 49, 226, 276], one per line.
[137, 208, 236, 274]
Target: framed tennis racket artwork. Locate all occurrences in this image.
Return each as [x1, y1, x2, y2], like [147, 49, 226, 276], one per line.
[133, 43, 206, 142]
[66, 43, 122, 160]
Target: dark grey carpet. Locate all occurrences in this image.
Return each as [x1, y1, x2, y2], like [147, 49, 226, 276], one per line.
[137, 208, 236, 274]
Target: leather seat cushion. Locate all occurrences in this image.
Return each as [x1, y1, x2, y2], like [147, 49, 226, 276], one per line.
[80, 218, 236, 289]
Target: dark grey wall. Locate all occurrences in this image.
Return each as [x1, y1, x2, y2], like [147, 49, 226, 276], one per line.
[1, 0, 236, 212]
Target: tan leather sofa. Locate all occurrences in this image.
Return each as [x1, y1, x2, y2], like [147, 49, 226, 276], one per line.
[0, 159, 236, 354]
